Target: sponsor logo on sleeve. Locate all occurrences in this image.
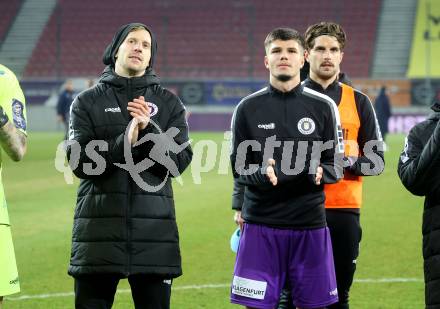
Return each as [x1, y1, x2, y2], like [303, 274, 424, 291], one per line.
[231, 276, 267, 300]
[11, 99, 26, 130]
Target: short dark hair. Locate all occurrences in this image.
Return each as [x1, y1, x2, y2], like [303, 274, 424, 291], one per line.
[264, 27, 305, 52]
[304, 22, 346, 50]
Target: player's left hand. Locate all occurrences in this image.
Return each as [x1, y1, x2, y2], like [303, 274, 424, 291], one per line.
[127, 96, 150, 130]
[315, 166, 323, 185]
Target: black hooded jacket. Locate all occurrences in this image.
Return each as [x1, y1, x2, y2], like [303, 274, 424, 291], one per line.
[66, 24, 192, 278]
[398, 102, 440, 308]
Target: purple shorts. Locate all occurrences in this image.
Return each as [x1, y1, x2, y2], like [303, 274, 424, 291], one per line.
[230, 223, 338, 309]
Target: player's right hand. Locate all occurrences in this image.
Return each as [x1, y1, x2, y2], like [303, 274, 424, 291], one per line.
[234, 211, 244, 231]
[266, 158, 277, 186]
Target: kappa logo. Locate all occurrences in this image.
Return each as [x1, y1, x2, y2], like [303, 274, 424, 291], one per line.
[329, 288, 338, 296]
[9, 276, 19, 285]
[147, 102, 159, 117]
[258, 123, 275, 130]
[297, 117, 315, 135]
[104, 107, 121, 113]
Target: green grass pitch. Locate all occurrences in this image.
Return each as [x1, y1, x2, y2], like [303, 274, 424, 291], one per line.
[3, 132, 424, 308]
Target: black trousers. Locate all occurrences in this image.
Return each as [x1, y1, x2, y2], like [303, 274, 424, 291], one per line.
[74, 274, 172, 309]
[277, 211, 362, 309]
[326, 210, 362, 309]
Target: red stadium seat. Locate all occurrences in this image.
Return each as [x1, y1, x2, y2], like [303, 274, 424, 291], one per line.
[0, 0, 21, 43]
[23, 0, 382, 78]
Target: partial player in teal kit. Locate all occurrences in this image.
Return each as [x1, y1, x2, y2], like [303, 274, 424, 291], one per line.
[0, 64, 27, 308]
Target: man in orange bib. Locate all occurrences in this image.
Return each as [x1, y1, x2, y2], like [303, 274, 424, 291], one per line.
[301, 22, 385, 309]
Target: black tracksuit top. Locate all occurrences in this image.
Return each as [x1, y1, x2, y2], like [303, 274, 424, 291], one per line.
[230, 83, 343, 229]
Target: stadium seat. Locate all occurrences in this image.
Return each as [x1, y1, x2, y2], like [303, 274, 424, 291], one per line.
[0, 0, 21, 44]
[23, 0, 382, 78]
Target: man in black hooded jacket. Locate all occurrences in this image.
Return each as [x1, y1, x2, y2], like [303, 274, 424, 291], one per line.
[398, 102, 440, 309]
[66, 23, 192, 309]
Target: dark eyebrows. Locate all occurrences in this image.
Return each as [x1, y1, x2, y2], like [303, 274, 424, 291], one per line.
[313, 45, 340, 51]
[270, 46, 298, 53]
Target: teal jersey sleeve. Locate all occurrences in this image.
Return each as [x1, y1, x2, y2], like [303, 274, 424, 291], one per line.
[0, 64, 27, 225]
[0, 64, 27, 135]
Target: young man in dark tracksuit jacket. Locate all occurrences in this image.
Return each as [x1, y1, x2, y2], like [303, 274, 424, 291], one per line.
[398, 102, 440, 309]
[230, 27, 344, 309]
[233, 23, 384, 309]
[66, 23, 192, 309]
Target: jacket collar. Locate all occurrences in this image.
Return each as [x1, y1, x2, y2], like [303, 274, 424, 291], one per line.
[304, 77, 339, 92]
[98, 66, 160, 89]
[268, 82, 303, 97]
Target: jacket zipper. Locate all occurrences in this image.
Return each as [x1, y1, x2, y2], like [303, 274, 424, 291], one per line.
[283, 94, 288, 130]
[126, 79, 132, 276]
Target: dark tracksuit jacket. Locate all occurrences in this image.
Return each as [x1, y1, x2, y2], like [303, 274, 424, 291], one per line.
[230, 83, 343, 229]
[398, 103, 440, 309]
[232, 76, 384, 308]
